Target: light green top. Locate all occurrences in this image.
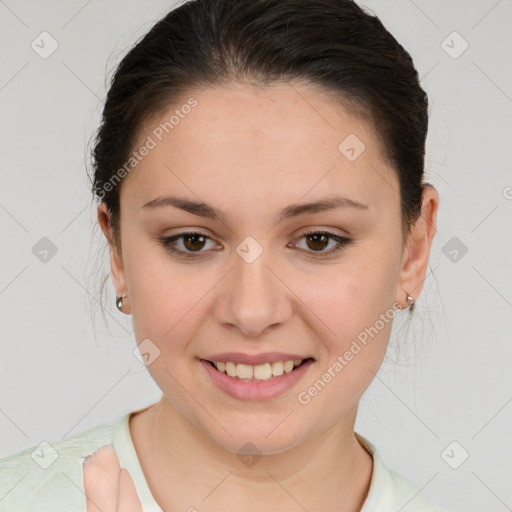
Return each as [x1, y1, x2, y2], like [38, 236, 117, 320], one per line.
[0, 406, 449, 511]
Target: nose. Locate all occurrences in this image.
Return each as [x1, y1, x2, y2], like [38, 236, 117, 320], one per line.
[213, 245, 293, 338]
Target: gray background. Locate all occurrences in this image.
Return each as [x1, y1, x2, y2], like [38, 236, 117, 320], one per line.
[1, 1, 511, 511]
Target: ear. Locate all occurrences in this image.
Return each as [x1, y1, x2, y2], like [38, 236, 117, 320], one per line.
[97, 203, 131, 314]
[395, 185, 439, 309]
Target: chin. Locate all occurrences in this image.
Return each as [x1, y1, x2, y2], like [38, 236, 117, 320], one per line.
[202, 417, 310, 457]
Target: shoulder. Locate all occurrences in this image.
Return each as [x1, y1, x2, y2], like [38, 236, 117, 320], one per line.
[378, 465, 449, 512]
[356, 432, 454, 512]
[0, 419, 119, 512]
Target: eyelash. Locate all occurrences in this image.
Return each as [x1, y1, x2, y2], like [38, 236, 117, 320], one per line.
[158, 229, 352, 259]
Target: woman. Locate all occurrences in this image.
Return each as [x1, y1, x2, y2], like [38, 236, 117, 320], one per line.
[0, 0, 450, 510]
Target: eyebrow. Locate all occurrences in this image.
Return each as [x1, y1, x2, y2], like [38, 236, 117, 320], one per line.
[142, 194, 369, 223]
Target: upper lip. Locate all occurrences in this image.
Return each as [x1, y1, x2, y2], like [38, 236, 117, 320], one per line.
[202, 352, 313, 366]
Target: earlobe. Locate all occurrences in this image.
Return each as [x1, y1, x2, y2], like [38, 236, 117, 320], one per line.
[109, 248, 129, 310]
[97, 203, 130, 314]
[395, 185, 439, 309]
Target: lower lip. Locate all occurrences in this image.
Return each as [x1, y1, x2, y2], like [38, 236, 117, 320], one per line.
[199, 359, 314, 401]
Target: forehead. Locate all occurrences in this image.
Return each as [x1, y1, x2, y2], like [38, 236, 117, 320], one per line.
[123, 81, 399, 218]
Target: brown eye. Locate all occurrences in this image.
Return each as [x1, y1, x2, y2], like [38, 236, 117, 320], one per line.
[159, 229, 352, 260]
[182, 233, 207, 251]
[294, 230, 352, 257]
[305, 232, 329, 251]
[158, 230, 218, 257]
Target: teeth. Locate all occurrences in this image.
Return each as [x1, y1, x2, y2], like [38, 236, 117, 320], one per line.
[225, 362, 237, 377]
[283, 360, 294, 373]
[213, 359, 304, 381]
[271, 361, 283, 376]
[253, 363, 272, 380]
[236, 363, 253, 379]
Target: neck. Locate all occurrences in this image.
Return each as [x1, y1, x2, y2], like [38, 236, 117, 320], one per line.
[130, 398, 373, 512]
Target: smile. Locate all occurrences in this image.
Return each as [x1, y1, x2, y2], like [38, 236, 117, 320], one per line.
[200, 357, 315, 400]
[209, 359, 307, 381]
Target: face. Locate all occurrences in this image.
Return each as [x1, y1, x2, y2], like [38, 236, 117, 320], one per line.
[99, 81, 435, 454]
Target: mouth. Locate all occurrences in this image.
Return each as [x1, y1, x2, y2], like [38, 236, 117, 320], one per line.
[205, 358, 314, 381]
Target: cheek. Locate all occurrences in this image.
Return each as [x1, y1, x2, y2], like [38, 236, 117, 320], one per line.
[292, 242, 401, 346]
[288, 244, 402, 416]
[125, 247, 213, 414]
[123, 239, 204, 347]
[291, 254, 399, 419]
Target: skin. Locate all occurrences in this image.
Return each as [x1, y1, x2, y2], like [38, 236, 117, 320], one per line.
[90, 81, 438, 512]
[83, 445, 141, 512]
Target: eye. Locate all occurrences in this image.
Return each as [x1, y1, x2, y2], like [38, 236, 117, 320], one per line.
[158, 229, 352, 259]
[158, 230, 219, 258]
[292, 230, 352, 257]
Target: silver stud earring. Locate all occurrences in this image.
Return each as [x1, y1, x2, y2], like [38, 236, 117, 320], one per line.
[116, 294, 127, 311]
[405, 292, 415, 312]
